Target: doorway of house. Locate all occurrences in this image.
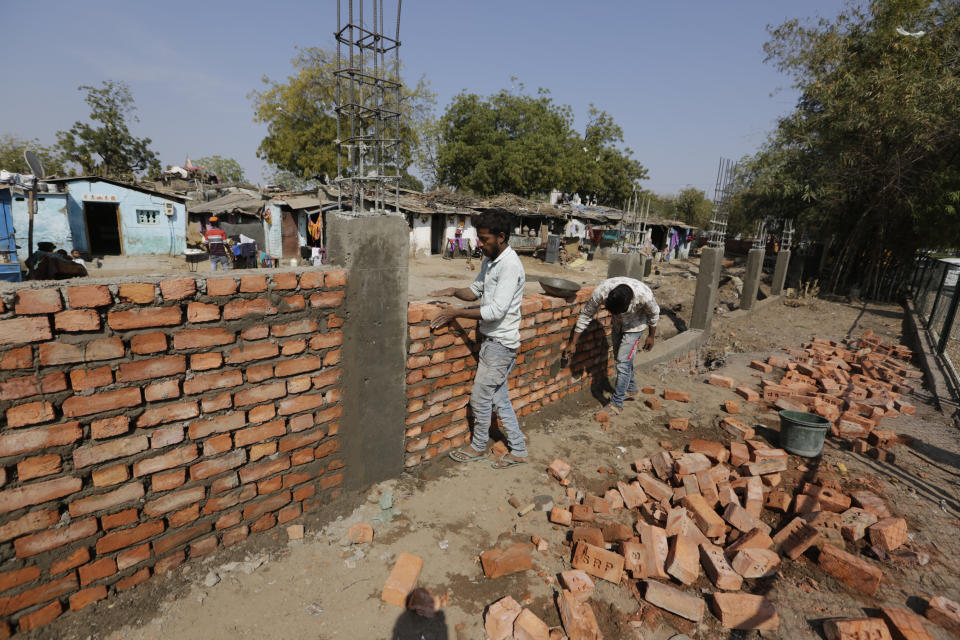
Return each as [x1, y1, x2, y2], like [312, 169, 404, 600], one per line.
[430, 214, 445, 255]
[281, 209, 299, 258]
[84, 202, 122, 255]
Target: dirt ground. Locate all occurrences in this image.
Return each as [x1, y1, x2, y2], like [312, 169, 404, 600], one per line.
[28, 294, 960, 640]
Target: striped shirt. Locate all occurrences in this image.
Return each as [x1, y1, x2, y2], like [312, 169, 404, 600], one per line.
[575, 276, 660, 334]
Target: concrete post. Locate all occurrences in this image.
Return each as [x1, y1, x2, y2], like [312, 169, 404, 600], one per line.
[325, 213, 409, 490]
[740, 248, 765, 311]
[770, 249, 791, 296]
[607, 252, 632, 278]
[634, 255, 649, 281]
[691, 247, 723, 332]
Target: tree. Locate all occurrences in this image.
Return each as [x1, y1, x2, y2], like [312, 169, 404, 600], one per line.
[250, 47, 435, 185]
[436, 86, 646, 205]
[0, 134, 68, 176]
[673, 187, 713, 229]
[56, 80, 160, 179]
[737, 0, 960, 297]
[195, 155, 246, 184]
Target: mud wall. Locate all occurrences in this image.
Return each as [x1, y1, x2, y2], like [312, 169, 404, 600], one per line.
[0, 269, 345, 634]
[403, 288, 615, 467]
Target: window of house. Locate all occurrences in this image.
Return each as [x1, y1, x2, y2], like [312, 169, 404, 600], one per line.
[136, 209, 160, 225]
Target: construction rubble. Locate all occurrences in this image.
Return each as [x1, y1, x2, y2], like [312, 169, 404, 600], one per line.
[374, 330, 960, 639]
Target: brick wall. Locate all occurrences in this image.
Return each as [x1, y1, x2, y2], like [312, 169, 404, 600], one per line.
[404, 287, 614, 467]
[0, 269, 345, 635]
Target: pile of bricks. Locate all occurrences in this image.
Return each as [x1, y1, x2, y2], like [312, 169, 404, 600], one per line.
[467, 331, 954, 638]
[0, 270, 346, 636]
[404, 290, 613, 468]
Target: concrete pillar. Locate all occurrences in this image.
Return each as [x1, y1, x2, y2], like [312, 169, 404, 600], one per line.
[607, 252, 631, 278]
[770, 249, 791, 296]
[325, 213, 409, 490]
[633, 255, 649, 281]
[740, 248, 765, 311]
[691, 247, 723, 332]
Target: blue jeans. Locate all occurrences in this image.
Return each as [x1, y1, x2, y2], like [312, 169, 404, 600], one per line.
[611, 328, 642, 408]
[470, 340, 527, 457]
[210, 255, 230, 271]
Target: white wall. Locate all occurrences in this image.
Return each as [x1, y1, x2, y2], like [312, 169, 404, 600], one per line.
[409, 214, 432, 256]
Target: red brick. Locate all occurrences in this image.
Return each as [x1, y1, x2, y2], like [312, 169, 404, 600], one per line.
[134, 444, 199, 477]
[64, 284, 109, 308]
[282, 339, 306, 356]
[709, 374, 736, 388]
[319, 472, 343, 489]
[0, 346, 32, 369]
[14, 517, 97, 558]
[16, 454, 61, 481]
[271, 272, 298, 290]
[710, 593, 779, 630]
[0, 572, 75, 618]
[116, 355, 185, 383]
[201, 434, 231, 456]
[0, 476, 82, 514]
[239, 274, 267, 292]
[0, 566, 40, 593]
[172, 328, 234, 350]
[221, 525, 248, 546]
[241, 324, 269, 340]
[92, 414, 131, 439]
[309, 331, 343, 350]
[84, 337, 125, 361]
[223, 298, 278, 319]
[182, 303, 217, 325]
[92, 465, 129, 488]
[239, 455, 290, 484]
[381, 551, 424, 606]
[190, 535, 218, 557]
[235, 419, 286, 447]
[6, 401, 55, 428]
[96, 520, 165, 554]
[152, 550, 186, 574]
[108, 306, 181, 330]
[115, 567, 150, 592]
[102, 508, 139, 530]
[0, 317, 52, 347]
[117, 283, 155, 303]
[130, 332, 167, 354]
[0, 375, 40, 401]
[145, 379, 180, 402]
[17, 600, 62, 631]
[189, 352, 222, 371]
[818, 544, 882, 595]
[69, 366, 113, 392]
[206, 277, 237, 296]
[68, 482, 145, 518]
[50, 547, 89, 574]
[227, 342, 279, 364]
[310, 291, 344, 309]
[234, 382, 287, 407]
[55, 309, 100, 331]
[324, 270, 346, 287]
[191, 449, 247, 480]
[144, 486, 206, 518]
[278, 393, 326, 415]
[642, 580, 704, 622]
[152, 521, 210, 555]
[183, 370, 243, 395]
[74, 434, 148, 468]
[188, 411, 246, 439]
[151, 468, 186, 492]
[868, 517, 908, 552]
[159, 277, 196, 300]
[69, 586, 106, 612]
[298, 272, 324, 289]
[38, 342, 80, 366]
[271, 318, 319, 338]
[78, 557, 116, 586]
[63, 389, 140, 421]
[14, 289, 62, 315]
[880, 607, 935, 640]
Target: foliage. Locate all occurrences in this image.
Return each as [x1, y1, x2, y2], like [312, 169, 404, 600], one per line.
[195, 155, 246, 184]
[436, 85, 647, 205]
[250, 47, 436, 185]
[673, 187, 713, 229]
[735, 0, 960, 297]
[56, 81, 160, 179]
[0, 134, 69, 176]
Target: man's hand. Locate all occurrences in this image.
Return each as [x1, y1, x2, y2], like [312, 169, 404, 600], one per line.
[562, 341, 576, 358]
[430, 287, 457, 297]
[430, 308, 458, 330]
[643, 333, 655, 352]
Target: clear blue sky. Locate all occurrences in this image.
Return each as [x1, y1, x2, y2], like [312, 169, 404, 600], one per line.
[1, 1, 843, 196]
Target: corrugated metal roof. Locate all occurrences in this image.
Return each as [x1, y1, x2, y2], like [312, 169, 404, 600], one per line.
[189, 192, 265, 216]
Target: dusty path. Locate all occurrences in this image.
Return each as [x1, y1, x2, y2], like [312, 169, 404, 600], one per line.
[32, 296, 960, 640]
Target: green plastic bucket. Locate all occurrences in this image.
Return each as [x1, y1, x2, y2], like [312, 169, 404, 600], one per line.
[778, 410, 830, 457]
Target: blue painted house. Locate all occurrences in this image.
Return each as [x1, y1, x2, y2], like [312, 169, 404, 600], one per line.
[0, 187, 22, 281]
[27, 176, 188, 258]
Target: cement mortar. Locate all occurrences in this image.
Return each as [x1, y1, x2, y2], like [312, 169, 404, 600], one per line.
[326, 213, 409, 490]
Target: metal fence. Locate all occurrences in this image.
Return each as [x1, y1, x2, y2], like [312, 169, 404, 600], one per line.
[908, 255, 960, 386]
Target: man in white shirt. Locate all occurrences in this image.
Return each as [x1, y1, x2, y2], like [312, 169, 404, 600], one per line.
[564, 277, 660, 414]
[430, 211, 528, 468]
